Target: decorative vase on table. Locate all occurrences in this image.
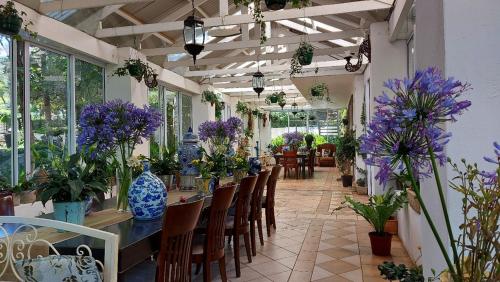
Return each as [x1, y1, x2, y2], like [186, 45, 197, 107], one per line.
[195, 177, 212, 196]
[178, 128, 202, 190]
[128, 161, 167, 220]
[233, 169, 247, 184]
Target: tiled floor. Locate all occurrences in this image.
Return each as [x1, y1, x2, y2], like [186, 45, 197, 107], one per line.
[124, 167, 413, 281]
[193, 166, 414, 282]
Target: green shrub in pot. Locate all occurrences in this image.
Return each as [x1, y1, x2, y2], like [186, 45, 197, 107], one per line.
[150, 144, 180, 190]
[336, 130, 357, 187]
[335, 189, 407, 256]
[37, 153, 108, 225]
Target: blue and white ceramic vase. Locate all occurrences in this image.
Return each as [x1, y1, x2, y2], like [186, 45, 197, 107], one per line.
[128, 161, 167, 220]
[178, 127, 202, 190]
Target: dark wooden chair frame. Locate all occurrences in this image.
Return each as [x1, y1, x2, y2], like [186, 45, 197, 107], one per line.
[263, 165, 282, 237]
[249, 170, 271, 256]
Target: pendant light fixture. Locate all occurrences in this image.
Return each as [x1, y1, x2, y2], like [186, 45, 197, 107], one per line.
[183, 0, 205, 65]
[252, 56, 265, 97]
[291, 97, 298, 116]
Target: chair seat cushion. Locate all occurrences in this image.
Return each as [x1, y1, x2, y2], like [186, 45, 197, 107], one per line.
[14, 255, 102, 282]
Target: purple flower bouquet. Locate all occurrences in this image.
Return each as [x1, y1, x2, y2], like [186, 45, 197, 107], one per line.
[283, 132, 304, 150]
[77, 100, 161, 210]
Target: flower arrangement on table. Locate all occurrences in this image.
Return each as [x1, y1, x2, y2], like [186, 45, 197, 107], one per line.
[357, 67, 499, 281]
[77, 100, 162, 211]
[198, 117, 243, 180]
[282, 131, 304, 151]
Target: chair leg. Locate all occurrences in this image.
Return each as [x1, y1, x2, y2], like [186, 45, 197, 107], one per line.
[271, 207, 277, 229]
[265, 208, 271, 237]
[243, 232, 252, 263]
[219, 256, 227, 282]
[257, 215, 264, 246]
[233, 233, 241, 277]
[203, 260, 211, 282]
[250, 219, 256, 256]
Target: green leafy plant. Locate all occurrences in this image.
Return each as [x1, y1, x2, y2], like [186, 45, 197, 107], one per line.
[112, 58, 157, 86]
[290, 41, 314, 76]
[265, 91, 285, 105]
[356, 167, 367, 187]
[236, 101, 250, 115]
[336, 130, 357, 176]
[289, 0, 310, 8]
[337, 189, 407, 234]
[201, 90, 220, 106]
[304, 134, 314, 148]
[310, 82, 328, 98]
[0, 176, 10, 191]
[150, 145, 180, 176]
[0, 1, 37, 40]
[378, 262, 424, 282]
[37, 153, 108, 206]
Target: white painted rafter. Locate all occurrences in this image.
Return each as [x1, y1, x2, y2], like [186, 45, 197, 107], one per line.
[114, 9, 175, 44]
[39, 0, 152, 14]
[75, 5, 123, 34]
[145, 30, 364, 56]
[95, 1, 391, 38]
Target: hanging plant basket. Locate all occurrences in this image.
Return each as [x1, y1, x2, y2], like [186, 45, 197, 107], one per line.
[269, 96, 279, 103]
[145, 73, 158, 89]
[201, 90, 220, 106]
[0, 14, 21, 36]
[310, 82, 328, 97]
[114, 58, 148, 82]
[265, 0, 287, 10]
[297, 42, 314, 66]
[278, 101, 286, 109]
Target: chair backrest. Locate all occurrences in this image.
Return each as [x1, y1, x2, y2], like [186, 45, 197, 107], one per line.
[0, 217, 119, 282]
[317, 144, 336, 155]
[283, 150, 298, 165]
[206, 185, 236, 259]
[251, 170, 271, 218]
[265, 165, 282, 208]
[233, 176, 258, 231]
[156, 199, 204, 282]
[308, 149, 316, 166]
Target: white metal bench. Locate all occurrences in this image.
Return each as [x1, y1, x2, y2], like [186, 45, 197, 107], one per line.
[0, 216, 119, 282]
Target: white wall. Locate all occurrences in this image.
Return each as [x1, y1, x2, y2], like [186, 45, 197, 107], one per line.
[352, 75, 365, 181]
[368, 22, 407, 195]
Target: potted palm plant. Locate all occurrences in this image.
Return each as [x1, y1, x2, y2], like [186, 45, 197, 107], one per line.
[336, 190, 407, 256]
[37, 154, 108, 225]
[150, 144, 180, 191]
[336, 130, 357, 187]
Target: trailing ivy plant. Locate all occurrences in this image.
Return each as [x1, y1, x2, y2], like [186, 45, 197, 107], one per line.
[290, 41, 314, 77]
[233, 0, 310, 44]
[0, 1, 37, 40]
[201, 90, 220, 106]
[236, 101, 250, 115]
[265, 91, 285, 105]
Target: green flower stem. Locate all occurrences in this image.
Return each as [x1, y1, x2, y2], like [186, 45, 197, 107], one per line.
[426, 141, 462, 278]
[402, 156, 458, 281]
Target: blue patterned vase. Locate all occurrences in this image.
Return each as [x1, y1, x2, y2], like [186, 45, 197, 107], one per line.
[128, 161, 167, 220]
[248, 157, 261, 176]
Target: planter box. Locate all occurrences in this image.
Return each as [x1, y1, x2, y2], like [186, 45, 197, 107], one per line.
[384, 217, 398, 235]
[355, 185, 368, 195]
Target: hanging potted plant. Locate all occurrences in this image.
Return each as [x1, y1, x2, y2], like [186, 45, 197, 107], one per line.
[296, 41, 314, 65]
[335, 190, 407, 256]
[37, 154, 108, 225]
[252, 108, 261, 117]
[236, 101, 250, 115]
[265, 92, 283, 104]
[278, 99, 286, 109]
[202, 90, 220, 106]
[144, 65, 158, 89]
[311, 82, 328, 98]
[0, 1, 36, 40]
[113, 58, 147, 82]
[265, 0, 287, 10]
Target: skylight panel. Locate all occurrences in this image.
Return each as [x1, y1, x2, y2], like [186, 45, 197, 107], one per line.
[276, 20, 355, 47]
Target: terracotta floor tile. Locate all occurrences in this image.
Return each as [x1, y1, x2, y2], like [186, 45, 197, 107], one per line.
[339, 269, 363, 281]
[317, 260, 360, 275]
[321, 237, 357, 246]
[293, 260, 315, 272]
[361, 264, 382, 277]
[311, 266, 334, 281]
[249, 261, 290, 276]
[266, 270, 291, 282]
[297, 250, 318, 261]
[320, 247, 358, 259]
[276, 256, 297, 269]
[288, 271, 312, 282]
[313, 274, 352, 282]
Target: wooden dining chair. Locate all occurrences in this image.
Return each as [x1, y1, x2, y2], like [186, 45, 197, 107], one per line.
[249, 170, 271, 256]
[155, 198, 204, 282]
[192, 185, 236, 282]
[262, 165, 282, 237]
[283, 150, 299, 179]
[307, 149, 316, 177]
[224, 175, 258, 277]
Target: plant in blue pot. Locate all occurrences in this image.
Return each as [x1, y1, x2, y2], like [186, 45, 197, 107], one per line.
[128, 161, 167, 220]
[37, 154, 108, 225]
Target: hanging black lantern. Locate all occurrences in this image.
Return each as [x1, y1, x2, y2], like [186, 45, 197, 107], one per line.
[252, 71, 265, 97]
[291, 102, 298, 116]
[184, 0, 205, 65]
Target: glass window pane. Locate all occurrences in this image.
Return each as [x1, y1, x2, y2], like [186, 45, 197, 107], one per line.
[165, 90, 177, 146]
[148, 86, 161, 159]
[75, 59, 104, 119]
[180, 94, 192, 137]
[0, 35, 12, 184]
[29, 46, 68, 170]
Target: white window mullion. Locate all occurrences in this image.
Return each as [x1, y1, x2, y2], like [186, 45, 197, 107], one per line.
[68, 55, 76, 154]
[11, 39, 18, 185]
[24, 42, 31, 174]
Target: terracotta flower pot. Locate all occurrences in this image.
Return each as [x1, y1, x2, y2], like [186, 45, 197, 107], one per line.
[369, 231, 392, 256]
[19, 190, 37, 204]
[341, 175, 353, 187]
[0, 190, 15, 216]
[384, 217, 398, 235]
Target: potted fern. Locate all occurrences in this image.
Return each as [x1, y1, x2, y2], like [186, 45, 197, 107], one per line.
[113, 58, 147, 82]
[150, 144, 180, 191]
[336, 190, 407, 256]
[265, 91, 285, 104]
[0, 1, 36, 40]
[236, 101, 250, 115]
[336, 131, 357, 187]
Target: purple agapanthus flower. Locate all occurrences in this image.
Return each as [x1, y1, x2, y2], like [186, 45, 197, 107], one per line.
[77, 100, 162, 159]
[360, 68, 471, 185]
[198, 117, 243, 151]
[481, 142, 500, 185]
[283, 132, 304, 147]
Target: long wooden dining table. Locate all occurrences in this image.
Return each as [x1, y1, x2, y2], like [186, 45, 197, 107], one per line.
[52, 190, 204, 280]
